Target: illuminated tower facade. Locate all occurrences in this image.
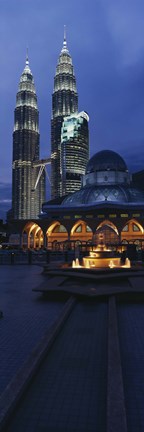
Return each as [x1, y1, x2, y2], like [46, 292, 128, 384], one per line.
[61, 112, 89, 195]
[51, 29, 78, 198]
[12, 55, 45, 219]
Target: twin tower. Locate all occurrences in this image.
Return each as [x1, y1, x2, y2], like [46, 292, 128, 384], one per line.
[12, 31, 89, 219]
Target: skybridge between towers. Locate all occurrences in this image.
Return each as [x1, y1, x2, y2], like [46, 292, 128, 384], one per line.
[31, 157, 51, 192]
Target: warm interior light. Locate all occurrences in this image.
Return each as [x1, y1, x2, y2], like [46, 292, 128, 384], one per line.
[71, 242, 131, 270]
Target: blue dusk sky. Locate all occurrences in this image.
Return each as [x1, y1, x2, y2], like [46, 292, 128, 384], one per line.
[1, 0, 144, 220]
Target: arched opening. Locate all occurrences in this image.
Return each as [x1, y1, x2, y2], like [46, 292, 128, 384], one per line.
[94, 220, 119, 245]
[121, 219, 144, 243]
[121, 239, 129, 244]
[46, 222, 68, 249]
[70, 220, 93, 244]
[22, 222, 44, 249]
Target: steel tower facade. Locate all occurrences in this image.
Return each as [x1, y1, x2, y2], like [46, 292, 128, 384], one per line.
[12, 55, 45, 219]
[51, 30, 78, 199]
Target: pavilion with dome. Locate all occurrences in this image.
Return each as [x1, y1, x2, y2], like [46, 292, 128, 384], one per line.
[8, 149, 144, 250]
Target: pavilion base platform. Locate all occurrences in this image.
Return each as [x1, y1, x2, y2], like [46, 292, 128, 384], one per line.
[33, 267, 144, 298]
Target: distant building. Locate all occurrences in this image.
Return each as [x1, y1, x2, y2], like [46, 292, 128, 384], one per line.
[132, 170, 144, 192]
[0, 219, 8, 244]
[12, 54, 45, 219]
[51, 29, 78, 199]
[60, 112, 89, 195]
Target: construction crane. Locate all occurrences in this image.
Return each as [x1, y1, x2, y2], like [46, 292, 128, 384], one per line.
[31, 158, 51, 192]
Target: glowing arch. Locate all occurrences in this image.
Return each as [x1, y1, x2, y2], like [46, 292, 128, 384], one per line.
[94, 219, 119, 244]
[22, 222, 44, 249]
[46, 222, 68, 249]
[96, 220, 119, 236]
[46, 221, 68, 235]
[121, 219, 144, 243]
[122, 219, 143, 234]
[70, 220, 93, 243]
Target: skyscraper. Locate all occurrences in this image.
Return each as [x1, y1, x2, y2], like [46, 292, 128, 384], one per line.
[51, 28, 78, 199]
[12, 54, 45, 219]
[61, 111, 89, 195]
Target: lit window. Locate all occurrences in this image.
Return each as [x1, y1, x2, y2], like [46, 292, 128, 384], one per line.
[86, 215, 93, 218]
[133, 224, 140, 232]
[121, 214, 128, 217]
[132, 214, 140, 217]
[75, 225, 82, 233]
[122, 224, 128, 232]
[53, 225, 67, 233]
[86, 226, 92, 232]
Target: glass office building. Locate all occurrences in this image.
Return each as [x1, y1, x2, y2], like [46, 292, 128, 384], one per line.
[61, 111, 89, 195]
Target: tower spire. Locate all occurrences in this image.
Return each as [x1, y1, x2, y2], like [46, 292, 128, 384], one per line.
[62, 25, 68, 52]
[24, 47, 31, 73]
[64, 25, 66, 43]
[26, 47, 29, 66]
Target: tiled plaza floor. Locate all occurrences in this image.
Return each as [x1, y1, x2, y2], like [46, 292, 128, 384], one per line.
[0, 265, 64, 395]
[2, 266, 144, 431]
[118, 301, 144, 432]
[5, 300, 108, 432]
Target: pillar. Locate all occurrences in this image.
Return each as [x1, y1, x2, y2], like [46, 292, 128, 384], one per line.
[44, 233, 47, 249]
[28, 235, 30, 249]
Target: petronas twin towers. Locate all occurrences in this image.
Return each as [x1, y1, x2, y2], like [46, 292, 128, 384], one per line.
[12, 30, 89, 219]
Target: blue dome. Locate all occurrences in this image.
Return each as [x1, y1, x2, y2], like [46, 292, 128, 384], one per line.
[86, 150, 127, 174]
[62, 184, 144, 206]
